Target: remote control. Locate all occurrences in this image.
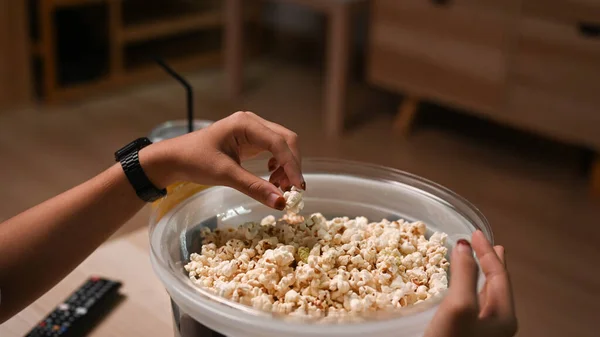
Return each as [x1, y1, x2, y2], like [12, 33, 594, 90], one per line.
[25, 277, 123, 337]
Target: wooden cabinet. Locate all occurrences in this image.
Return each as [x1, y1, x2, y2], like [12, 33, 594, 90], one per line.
[368, 0, 517, 115]
[507, 16, 600, 149]
[0, 1, 32, 110]
[523, 0, 600, 24]
[367, 0, 600, 193]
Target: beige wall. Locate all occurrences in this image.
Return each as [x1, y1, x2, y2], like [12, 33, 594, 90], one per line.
[0, 0, 32, 111]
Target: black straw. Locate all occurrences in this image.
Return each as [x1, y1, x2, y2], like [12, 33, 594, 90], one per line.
[154, 57, 194, 133]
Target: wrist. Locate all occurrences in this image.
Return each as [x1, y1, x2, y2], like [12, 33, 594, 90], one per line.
[138, 142, 178, 189]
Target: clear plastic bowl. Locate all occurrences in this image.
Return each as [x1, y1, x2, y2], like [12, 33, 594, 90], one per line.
[149, 158, 492, 337]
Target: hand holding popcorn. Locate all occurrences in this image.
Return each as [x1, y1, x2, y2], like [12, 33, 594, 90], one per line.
[283, 186, 304, 214]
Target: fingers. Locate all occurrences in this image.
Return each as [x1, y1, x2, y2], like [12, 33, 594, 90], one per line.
[494, 245, 506, 266]
[268, 157, 278, 172]
[223, 160, 287, 210]
[472, 231, 506, 283]
[472, 231, 514, 320]
[446, 239, 479, 316]
[269, 167, 292, 191]
[240, 112, 305, 189]
[243, 112, 302, 163]
[231, 112, 304, 189]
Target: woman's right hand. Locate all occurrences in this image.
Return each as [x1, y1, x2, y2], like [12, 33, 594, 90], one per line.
[423, 230, 518, 337]
[142, 111, 304, 210]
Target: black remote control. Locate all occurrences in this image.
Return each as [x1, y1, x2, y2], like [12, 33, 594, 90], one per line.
[24, 277, 123, 337]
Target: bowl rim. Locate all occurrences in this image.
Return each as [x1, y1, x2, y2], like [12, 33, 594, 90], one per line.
[149, 157, 492, 334]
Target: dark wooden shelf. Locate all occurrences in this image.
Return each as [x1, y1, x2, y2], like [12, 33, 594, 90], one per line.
[31, 0, 230, 103]
[122, 10, 222, 43]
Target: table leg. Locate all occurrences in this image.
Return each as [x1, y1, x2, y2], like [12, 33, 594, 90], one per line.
[592, 155, 600, 197]
[224, 0, 243, 99]
[393, 96, 420, 137]
[324, 4, 351, 138]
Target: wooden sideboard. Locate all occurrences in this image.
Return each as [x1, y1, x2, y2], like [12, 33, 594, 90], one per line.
[0, 0, 33, 110]
[367, 0, 600, 194]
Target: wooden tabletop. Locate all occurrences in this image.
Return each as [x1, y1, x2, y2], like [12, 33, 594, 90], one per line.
[0, 227, 174, 337]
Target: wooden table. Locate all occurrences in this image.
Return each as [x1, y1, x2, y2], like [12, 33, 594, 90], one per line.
[0, 227, 174, 337]
[224, 0, 367, 138]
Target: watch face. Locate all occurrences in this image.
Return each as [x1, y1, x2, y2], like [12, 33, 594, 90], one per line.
[136, 137, 152, 148]
[115, 138, 152, 161]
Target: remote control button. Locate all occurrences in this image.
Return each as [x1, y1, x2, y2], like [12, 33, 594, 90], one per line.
[75, 307, 87, 316]
[58, 303, 69, 311]
[39, 321, 46, 327]
[85, 298, 95, 307]
[52, 325, 60, 331]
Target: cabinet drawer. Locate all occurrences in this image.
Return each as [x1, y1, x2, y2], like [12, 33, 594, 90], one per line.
[507, 17, 600, 148]
[507, 85, 600, 149]
[524, 0, 600, 24]
[367, 0, 515, 113]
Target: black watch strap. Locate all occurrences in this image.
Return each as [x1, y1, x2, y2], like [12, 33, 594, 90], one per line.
[116, 138, 167, 202]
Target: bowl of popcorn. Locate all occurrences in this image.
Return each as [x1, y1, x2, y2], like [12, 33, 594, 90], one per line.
[149, 158, 492, 337]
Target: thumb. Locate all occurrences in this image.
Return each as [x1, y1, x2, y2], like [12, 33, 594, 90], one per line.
[225, 164, 286, 210]
[446, 239, 479, 316]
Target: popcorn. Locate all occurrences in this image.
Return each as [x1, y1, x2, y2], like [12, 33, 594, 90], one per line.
[260, 215, 276, 227]
[283, 186, 304, 214]
[184, 213, 449, 319]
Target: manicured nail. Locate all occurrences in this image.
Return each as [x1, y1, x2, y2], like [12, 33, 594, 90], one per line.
[268, 158, 277, 172]
[301, 181, 306, 191]
[457, 239, 472, 254]
[274, 196, 286, 210]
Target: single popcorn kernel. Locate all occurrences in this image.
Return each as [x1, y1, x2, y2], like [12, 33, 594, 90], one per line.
[297, 246, 310, 263]
[283, 186, 304, 214]
[184, 210, 449, 321]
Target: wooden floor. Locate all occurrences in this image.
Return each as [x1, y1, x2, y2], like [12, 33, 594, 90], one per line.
[0, 59, 598, 337]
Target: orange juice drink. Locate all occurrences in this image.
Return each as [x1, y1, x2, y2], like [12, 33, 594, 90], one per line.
[148, 120, 213, 221]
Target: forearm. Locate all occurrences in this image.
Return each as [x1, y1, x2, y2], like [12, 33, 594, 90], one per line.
[0, 144, 174, 323]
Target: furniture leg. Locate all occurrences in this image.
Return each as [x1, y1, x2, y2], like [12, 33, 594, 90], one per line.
[224, 0, 244, 99]
[592, 155, 600, 196]
[394, 96, 419, 137]
[40, 0, 57, 102]
[108, 0, 123, 77]
[324, 3, 351, 138]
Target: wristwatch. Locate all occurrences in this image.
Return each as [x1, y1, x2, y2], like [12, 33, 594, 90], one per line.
[115, 137, 167, 202]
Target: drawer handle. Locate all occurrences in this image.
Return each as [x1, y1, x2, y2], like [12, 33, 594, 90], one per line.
[431, 0, 451, 7]
[578, 22, 600, 38]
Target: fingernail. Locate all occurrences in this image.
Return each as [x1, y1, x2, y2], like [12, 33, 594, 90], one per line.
[268, 158, 277, 172]
[301, 181, 306, 191]
[457, 239, 472, 254]
[268, 193, 286, 210]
